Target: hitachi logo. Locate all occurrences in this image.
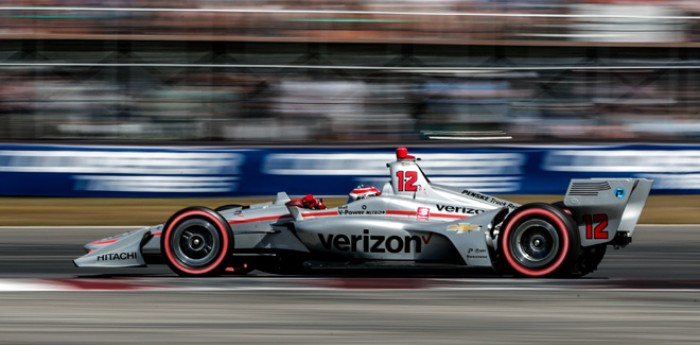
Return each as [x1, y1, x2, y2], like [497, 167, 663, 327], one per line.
[318, 229, 431, 253]
[436, 204, 482, 215]
[96, 252, 137, 261]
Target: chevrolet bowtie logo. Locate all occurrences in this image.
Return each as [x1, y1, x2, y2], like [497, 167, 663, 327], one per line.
[447, 223, 480, 234]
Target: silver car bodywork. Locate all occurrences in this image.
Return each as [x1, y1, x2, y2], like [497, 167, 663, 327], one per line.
[74, 149, 652, 277]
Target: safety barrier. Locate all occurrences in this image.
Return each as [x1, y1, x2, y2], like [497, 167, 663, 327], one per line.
[0, 144, 694, 196]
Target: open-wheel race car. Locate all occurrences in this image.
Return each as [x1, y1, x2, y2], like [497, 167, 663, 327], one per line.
[74, 148, 652, 278]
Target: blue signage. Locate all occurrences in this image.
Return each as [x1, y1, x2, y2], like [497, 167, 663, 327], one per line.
[0, 144, 695, 197]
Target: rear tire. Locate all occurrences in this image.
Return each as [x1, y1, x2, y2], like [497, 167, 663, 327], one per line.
[551, 201, 607, 277]
[161, 206, 233, 277]
[499, 203, 580, 277]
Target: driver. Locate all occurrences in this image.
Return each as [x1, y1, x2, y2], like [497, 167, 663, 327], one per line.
[301, 194, 326, 210]
[286, 194, 327, 210]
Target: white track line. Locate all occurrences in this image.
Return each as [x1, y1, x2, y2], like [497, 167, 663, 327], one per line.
[0, 279, 698, 293]
[0, 280, 71, 292]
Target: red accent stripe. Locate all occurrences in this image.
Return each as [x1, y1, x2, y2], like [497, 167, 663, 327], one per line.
[433, 213, 469, 219]
[228, 211, 338, 225]
[152, 231, 162, 237]
[226, 209, 466, 225]
[90, 239, 118, 245]
[386, 210, 469, 220]
[48, 279, 156, 291]
[386, 210, 416, 216]
[228, 214, 292, 225]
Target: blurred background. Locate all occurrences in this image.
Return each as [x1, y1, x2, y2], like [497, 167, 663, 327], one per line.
[3, 6, 700, 344]
[1, 6, 699, 344]
[1, 0, 700, 143]
[2, 1, 700, 216]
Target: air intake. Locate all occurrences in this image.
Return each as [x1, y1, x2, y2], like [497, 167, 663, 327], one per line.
[568, 181, 611, 196]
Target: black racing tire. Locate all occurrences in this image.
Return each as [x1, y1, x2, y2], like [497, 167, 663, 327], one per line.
[551, 201, 567, 211]
[551, 201, 607, 277]
[161, 206, 234, 277]
[499, 203, 580, 278]
[215, 204, 249, 212]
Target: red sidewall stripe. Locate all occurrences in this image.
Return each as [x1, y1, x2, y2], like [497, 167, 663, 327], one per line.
[163, 210, 230, 275]
[228, 214, 292, 225]
[501, 208, 570, 277]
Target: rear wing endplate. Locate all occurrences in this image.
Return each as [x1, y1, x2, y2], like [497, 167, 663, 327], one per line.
[564, 178, 653, 246]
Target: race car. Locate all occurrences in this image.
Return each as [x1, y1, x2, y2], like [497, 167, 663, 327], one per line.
[74, 147, 652, 278]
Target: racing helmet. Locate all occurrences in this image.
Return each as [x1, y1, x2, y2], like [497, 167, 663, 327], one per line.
[301, 194, 326, 210]
[302, 194, 317, 207]
[348, 185, 381, 202]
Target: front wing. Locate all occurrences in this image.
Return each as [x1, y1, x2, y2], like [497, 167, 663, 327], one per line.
[73, 226, 161, 268]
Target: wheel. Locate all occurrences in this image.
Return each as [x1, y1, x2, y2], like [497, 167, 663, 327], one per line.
[499, 203, 580, 277]
[161, 206, 233, 277]
[551, 201, 606, 277]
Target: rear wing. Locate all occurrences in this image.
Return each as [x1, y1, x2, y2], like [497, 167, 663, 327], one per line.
[564, 178, 653, 247]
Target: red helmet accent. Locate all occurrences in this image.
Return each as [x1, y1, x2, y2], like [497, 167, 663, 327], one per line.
[303, 194, 315, 203]
[396, 147, 415, 160]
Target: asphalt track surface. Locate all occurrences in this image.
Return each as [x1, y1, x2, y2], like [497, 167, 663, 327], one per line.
[0, 225, 699, 344]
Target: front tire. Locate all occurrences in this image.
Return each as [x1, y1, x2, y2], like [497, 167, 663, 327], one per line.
[161, 206, 233, 277]
[499, 203, 580, 277]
